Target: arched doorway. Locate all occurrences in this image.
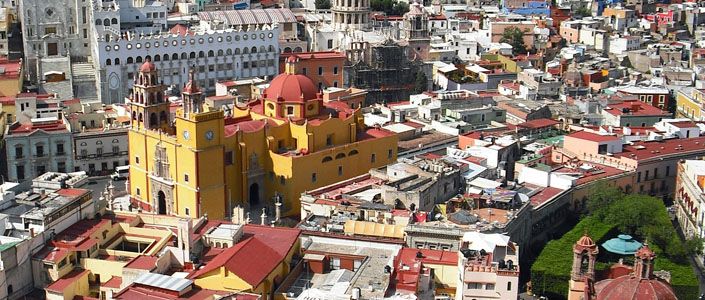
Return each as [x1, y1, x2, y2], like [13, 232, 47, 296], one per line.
[249, 183, 259, 206]
[158, 191, 166, 215]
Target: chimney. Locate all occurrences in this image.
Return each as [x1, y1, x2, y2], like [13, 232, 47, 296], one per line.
[631, 103, 640, 112]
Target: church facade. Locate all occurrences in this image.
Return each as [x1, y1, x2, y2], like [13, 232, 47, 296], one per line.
[127, 59, 398, 220]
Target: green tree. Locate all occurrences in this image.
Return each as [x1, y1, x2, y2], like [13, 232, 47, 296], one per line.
[315, 0, 331, 9]
[584, 182, 623, 218]
[499, 26, 528, 55]
[604, 195, 663, 236]
[371, 0, 409, 15]
[685, 237, 705, 256]
[414, 71, 428, 94]
[574, 6, 592, 18]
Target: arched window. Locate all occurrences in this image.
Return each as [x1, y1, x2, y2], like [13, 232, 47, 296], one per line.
[198, 51, 204, 58]
[132, 111, 136, 120]
[145, 55, 151, 62]
[259, 46, 266, 53]
[105, 59, 111, 66]
[173, 53, 179, 60]
[95, 19, 101, 26]
[243, 48, 249, 54]
[138, 113, 143, 122]
[234, 48, 241, 55]
[160, 111, 168, 123]
[111, 18, 118, 24]
[207, 50, 214, 57]
[335, 153, 346, 159]
[189, 52, 196, 59]
[127, 57, 134, 64]
[268, 45, 275, 52]
[103, 19, 110, 26]
[251, 46, 257, 53]
[294, 47, 303, 52]
[136, 56, 143, 63]
[163, 54, 169, 61]
[226, 49, 232, 55]
[217, 49, 224, 56]
[180, 53, 186, 59]
[322, 156, 333, 163]
[348, 150, 359, 156]
[149, 113, 157, 127]
[154, 55, 160, 62]
[96, 140, 103, 145]
[283, 47, 292, 53]
[114, 58, 120, 65]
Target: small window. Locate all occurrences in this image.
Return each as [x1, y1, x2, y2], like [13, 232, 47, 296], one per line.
[338, 166, 343, 176]
[225, 151, 233, 165]
[326, 134, 333, 146]
[287, 106, 294, 115]
[312, 173, 317, 183]
[184, 174, 189, 182]
[371, 154, 376, 163]
[135, 156, 140, 164]
[280, 176, 286, 185]
[507, 282, 512, 291]
[333, 66, 339, 74]
[136, 188, 141, 196]
[318, 67, 323, 75]
[486, 283, 495, 290]
[185, 208, 190, 216]
[388, 149, 393, 159]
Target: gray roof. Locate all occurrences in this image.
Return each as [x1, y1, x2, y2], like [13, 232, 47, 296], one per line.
[197, 9, 296, 26]
[133, 273, 192, 292]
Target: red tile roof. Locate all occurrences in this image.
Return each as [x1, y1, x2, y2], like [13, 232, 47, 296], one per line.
[614, 136, 705, 161]
[35, 247, 71, 263]
[113, 285, 229, 300]
[280, 51, 346, 61]
[46, 269, 90, 293]
[189, 225, 300, 287]
[566, 130, 620, 143]
[55, 189, 91, 197]
[8, 120, 68, 135]
[668, 121, 698, 129]
[530, 187, 564, 206]
[102, 276, 122, 289]
[517, 118, 560, 129]
[603, 100, 669, 117]
[124, 255, 157, 270]
[0, 57, 22, 81]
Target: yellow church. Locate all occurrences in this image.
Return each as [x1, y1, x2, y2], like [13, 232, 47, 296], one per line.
[127, 59, 398, 219]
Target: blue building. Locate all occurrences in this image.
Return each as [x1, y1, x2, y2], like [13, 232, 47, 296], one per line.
[501, 0, 551, 16]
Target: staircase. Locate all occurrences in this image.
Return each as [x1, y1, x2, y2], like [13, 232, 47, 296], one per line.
[71, 58, 100, 102]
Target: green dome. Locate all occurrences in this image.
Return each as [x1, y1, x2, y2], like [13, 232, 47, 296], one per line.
[602, 234, 643, 255]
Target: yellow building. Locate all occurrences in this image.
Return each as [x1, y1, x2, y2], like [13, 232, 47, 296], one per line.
[128, 59, 398, 219]
[189, 225, 301, 295]
[0, 57, 22, 97]
[676, 87, 705, 121]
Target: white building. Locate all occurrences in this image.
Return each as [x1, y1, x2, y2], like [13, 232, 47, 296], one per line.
[675, 159, 705, 265]
[609, 36, 641, 55]
[455, 232, 519, 300]
[93, 24, 280, 103]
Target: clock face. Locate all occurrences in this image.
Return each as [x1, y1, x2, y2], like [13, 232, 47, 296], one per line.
[182, 130, 190, 140]
[205, 130, 214, 141]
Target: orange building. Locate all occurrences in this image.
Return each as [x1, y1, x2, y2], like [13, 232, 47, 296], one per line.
[279, 51, 346, 90]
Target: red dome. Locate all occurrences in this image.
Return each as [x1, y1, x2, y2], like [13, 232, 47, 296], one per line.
[594, 276, 677, 300]
[636, 244, 655, 260]
[140, 60, 156, 72]
[574, 233, 597, 252]
[183, 80, 200, 94]
[265, 73, 317, 103]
